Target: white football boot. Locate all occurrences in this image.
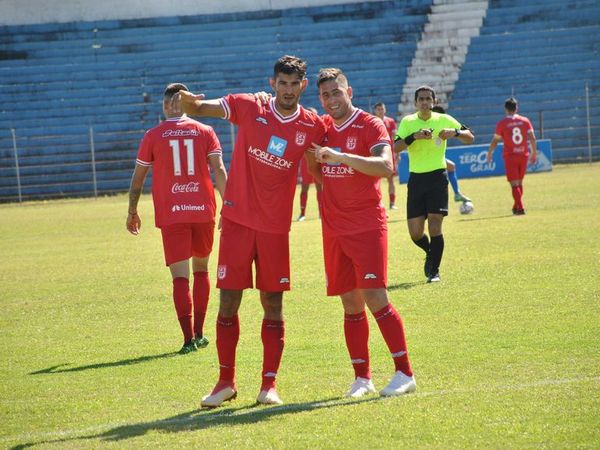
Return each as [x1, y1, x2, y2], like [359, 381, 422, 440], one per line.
[201, 384, 237, 408]
[379, 371, 417, 397]
[346, 377, 377, 398]
[256, 387, 283, 405]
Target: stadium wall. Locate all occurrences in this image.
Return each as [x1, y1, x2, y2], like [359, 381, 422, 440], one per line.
[0, 0, 384, 26]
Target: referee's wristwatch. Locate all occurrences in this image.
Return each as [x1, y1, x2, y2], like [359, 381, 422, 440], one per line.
[454, 128, 461, 137]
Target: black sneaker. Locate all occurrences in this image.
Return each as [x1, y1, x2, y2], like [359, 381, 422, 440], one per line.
[179, 340, 198, 354]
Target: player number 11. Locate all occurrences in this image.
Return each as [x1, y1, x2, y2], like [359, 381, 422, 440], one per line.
[169, 139, 195, 176]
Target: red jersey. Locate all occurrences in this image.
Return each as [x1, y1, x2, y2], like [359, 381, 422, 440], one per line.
[495, 114, 534, 157]
[136, 116, 222, 228]
[219, 94, 326, 233]
[320, 108, 390, 236]
[382, 115, 397, 142]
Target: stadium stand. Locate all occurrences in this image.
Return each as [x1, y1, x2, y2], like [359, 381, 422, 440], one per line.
[0, 0, 432, 202]
[448, 0, 600, 162]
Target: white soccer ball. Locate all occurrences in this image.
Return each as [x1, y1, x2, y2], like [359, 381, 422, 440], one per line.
[459, 201, 474, 215]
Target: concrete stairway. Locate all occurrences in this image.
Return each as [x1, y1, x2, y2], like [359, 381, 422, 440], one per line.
[397, 0, 488, 117]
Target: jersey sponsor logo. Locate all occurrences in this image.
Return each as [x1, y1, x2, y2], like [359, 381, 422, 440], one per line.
[256, 117, 268, 125]
[267, 136, 287, 157]
[224, 200, 234, 207]
[217, 265, 226, 280]
[363, 273, 377, 280]
[171, 181, 200, 194]
[161, 129, 199, 137]
[298, 120, 315, 127]
[321, 165, 355, 177]
[247, 145, 293, 170]
[351, 124, 364, 129]
[171, 204, 206, 212]
[295, 131, 307, 146]
[346, 136, 357, 151]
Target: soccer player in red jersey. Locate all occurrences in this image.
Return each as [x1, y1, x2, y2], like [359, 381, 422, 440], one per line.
[175, 56, 326, 407]
[126, 83, 227, 355]
[310, 68, 416, 398]
[487, 97, 537, 215]
[372, 102, 399, 210]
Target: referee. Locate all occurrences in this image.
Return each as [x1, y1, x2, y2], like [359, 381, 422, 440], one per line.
[394, 86, 474, 282]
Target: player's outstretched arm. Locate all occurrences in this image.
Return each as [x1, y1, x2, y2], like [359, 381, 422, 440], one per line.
[173, 91, 226, 118]
[126, 164, 149, 235]
[311, 142, 393, 178]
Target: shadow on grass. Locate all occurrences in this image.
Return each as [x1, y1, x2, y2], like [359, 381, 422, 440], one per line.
[457, 213, 515, 222]
[29, 352, 177, 375]
[12, 395, 383, 448]
[388, 281, 422, 291]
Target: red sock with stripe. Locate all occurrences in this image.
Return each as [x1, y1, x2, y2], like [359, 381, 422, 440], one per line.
[172, 277, 193, 343]
[192, 271, 210, 337]
[216, 314, 239, 385]
[261, 319, 285, 391]
[373, 304, 413, 376]
[344, 311, 371, 379]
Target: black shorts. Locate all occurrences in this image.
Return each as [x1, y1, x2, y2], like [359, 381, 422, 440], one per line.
[406, 169, 449, 219]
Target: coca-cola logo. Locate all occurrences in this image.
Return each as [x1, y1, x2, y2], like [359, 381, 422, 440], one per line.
[171, 182, 200, 194]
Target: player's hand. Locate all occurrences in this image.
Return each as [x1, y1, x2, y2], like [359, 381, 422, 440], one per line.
[171, 90, 206, 115]
[311, 143, 343, 164]
[486, 151, 493, 163]
[437, 129, 455, 140]
[253, 91, 271, 106]
[126, 212, 141, 235]
[529, 152, 537, 164]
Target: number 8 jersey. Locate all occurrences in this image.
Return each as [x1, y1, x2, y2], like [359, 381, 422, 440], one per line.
[136, 116, 222, 228]
[495, 113, 534, 157]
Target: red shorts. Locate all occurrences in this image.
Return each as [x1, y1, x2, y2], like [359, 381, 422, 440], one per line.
[216, 218, 290, 291]
[160, 222, 215, 266]
[504, 155, 528, 181]
[323, 228, 387, 296]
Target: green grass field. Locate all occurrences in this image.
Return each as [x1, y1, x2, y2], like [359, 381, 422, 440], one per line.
[1, 163, 599, 449]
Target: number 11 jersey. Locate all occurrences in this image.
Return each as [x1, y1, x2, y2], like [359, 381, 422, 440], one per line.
[136, 116, 222, 228]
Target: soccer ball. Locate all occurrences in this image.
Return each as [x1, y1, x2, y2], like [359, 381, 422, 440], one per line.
[459, 201, 474, 215]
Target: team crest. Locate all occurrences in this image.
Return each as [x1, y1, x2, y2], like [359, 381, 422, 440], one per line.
[346, 136, 357, 150]
[295, 131, 307, 146]
[217, 265, 227, 280]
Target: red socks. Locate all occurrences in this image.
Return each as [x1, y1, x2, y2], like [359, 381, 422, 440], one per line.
[193, 271, 210, 337]
[373, 304, 413, 376]
[261, 319, 285, 391]
[300, 191, 308, 215]
[216, 314, 240, 384]
[344, 311, 371, 379]
[511, 185, 523, 210]
[172, 277, 193, 343]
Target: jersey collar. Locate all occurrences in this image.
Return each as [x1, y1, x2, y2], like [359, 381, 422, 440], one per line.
[270, 97, 300, 124]
[333, 107, 360, 132]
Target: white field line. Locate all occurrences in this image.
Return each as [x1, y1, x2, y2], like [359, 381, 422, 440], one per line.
[2, 375, 599, 444]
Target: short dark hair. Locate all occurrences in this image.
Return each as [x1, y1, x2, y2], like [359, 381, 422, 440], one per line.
[414, 85, 436, 102]
[164, 83, 188, 99]
[373, 102, 385, 110]
[431, 105, 446, 114]
[274, 55, 307, 79]
[316, 67, 348, 87]
[505, 97, 518, 113]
